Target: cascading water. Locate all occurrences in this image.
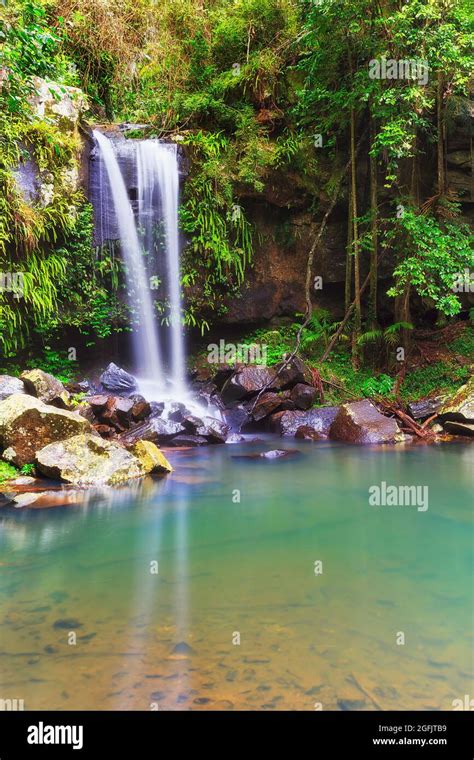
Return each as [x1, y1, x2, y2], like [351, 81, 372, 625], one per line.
[93, 130, 186, 400]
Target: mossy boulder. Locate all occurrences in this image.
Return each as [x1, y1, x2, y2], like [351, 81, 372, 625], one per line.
[0, 394, 92, 467]
[36, 434, 172, 485]
[127, 440, 173, 474]
[439, 377, 474, 423]
[20, 368, 70, 408]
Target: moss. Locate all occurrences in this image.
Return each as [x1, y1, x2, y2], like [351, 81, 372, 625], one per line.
[0, 461, 19, 484]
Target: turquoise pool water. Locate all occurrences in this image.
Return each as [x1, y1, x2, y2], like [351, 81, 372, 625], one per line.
[0, 438, 472, 710]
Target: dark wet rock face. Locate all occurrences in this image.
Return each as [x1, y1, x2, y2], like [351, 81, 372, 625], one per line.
[99, 363, 137, 395]
[442, 420, 474, 437]
[268, 407, 339, 437]
[221, 366, 279, 403]
[0, 375, 25, 401]
[290, 383, 318, 410]
[274, 356, 313, 388]
[329, 400, 401, 444]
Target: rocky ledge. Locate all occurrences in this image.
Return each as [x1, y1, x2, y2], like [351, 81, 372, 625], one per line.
[0, 361, 472, 495]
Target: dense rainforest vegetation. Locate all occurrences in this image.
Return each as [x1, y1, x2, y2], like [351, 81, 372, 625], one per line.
[0, 0, 473, 402]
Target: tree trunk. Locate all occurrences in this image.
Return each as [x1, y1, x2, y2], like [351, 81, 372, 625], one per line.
[369, 114, 378, 327]
[345, 189, 353, 312]
[437, 71, 446, 194]
[350, 107, 361, 366]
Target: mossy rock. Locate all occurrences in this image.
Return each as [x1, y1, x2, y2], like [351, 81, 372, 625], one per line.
[36, 434, 172, 486]
[0, 394, 92, 467]
[439, 376, 474, 422]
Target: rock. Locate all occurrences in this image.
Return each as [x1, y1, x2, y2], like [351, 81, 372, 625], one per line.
[222, 403, 252, 432]
[8, 476, 37, 486]
[93, 424, 115, 438]
[442, 421, 474, 437]
[168, 402, 187, 422]
[295, 425, 324, 441]
[212, 364, 235, 389]
[260, 449, 300, 459]
[149, 401, 164, 417]
[172, 642, 195, 655]
[99, 363, 137, 395]
[329, 400, 401, 444]
[182, 415, 205, 433]
[35, 434, 171, 485]
[407, 396, 445, 420]
[131, 397, 151, 422]
[226, 434, 245, 443]
[0, 375, 25, 401]
[87, 395, 110, 413]
[170, 434, 208, 447]
[439, 377, 474, 423]
[20, 369, 70, 408]
[114, 397, 135, 425]
[126, 440, 173, 473]
[221, 366, 279, 403]
[274, 356, 313, 388]
[195, 417, 229, 443]
[290, 383, 318, 410]
[251, 392, 284, 422]
[0, 394, 92, 467]
[268, 407, 339, 437]
[119, 417, 186, 445]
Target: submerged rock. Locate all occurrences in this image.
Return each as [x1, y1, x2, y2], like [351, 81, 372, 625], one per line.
[329, 400, 401, 444]
[35, 433, 172, 485]
[170, 434, 208, 447]
[438, 377, 474, 423]
[0, 394, 92, 467]
[99, 363, 137, 395]
[268, 407, 339, 437]
[21, 368, 70, 408]
[295, 425, 324, 441]
[0, 375, 25, 401]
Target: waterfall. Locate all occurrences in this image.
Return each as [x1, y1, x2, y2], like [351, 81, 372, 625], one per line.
[93, 130, 185, 399]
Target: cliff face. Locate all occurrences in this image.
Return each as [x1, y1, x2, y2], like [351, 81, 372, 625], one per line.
[218, 101, 473, 326]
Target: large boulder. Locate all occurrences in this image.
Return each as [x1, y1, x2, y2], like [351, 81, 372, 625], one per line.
[221, 366, 279, 403]
[0, 375, 25, 401]
[0, 394, 92, 467]
[442, 421, 474, 437]
[274, 356, 313, 388]
[290, 383, 318, 410]
[21, 368, 70, 408]
[268, 407, 339, 437]
[251, 392, 286, 422]
[438, 377, 474, 423]
[35, 434, 172, 485]
[100, 363, 137, 396]
[329, 400, 401, 444]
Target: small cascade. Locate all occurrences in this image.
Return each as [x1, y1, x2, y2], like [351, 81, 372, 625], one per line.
[92, 130, 187, 401]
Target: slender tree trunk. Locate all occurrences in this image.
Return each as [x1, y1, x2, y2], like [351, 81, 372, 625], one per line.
[369, 114, 378, 328]
[350, 107, 361, 366]
[345, 189, 353, 312]
[437, 71, 446, 194]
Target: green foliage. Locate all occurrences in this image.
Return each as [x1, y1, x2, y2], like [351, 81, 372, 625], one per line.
[0, 461, 18, 484]
[400, 361, 470, 402]
[384, 208, 474, 316]
[25, 347, 77, 382]
[20, 463, 35, 476]
[361, 373, 394, 397]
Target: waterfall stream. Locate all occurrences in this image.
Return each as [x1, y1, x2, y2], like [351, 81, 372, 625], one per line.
[93, 130, 186, 400]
